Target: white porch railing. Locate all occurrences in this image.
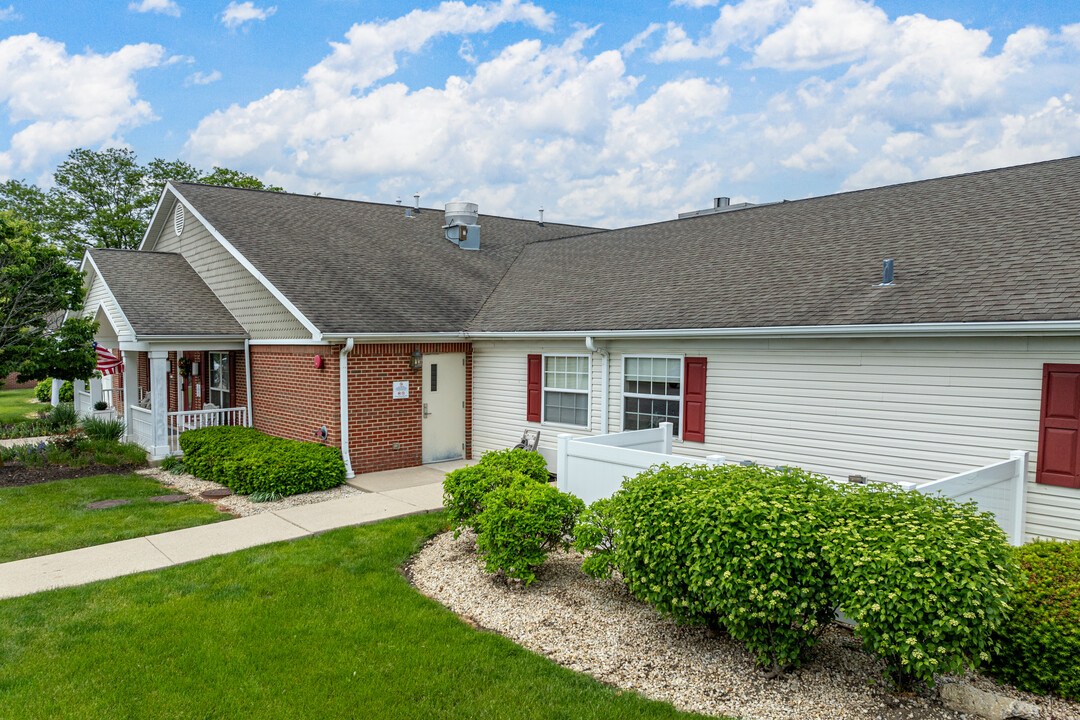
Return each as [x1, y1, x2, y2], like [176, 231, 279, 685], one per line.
[129, 405, 153, 448]
[556, 425, 1028, 544]
[75, 390, 91, 416]
[166, 407, 249, 454]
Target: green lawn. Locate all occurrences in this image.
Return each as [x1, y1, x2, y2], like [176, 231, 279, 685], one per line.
[0, 513, 704, 720]
[0, 473, 232, 562]
[0, 388, 39, 424]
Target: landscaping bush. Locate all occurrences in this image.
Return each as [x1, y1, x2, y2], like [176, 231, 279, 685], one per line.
[822, 484, 1017, 690]
[1, 436, 146, 468]
[34, 379, 73, 404]
[574, 496, 620, 579]
[443, 449, 548, 536]
[45, 402, 77, 431]
[159, 455, 185, 474]
[616, 463, 843, 672]
[477, 447, 549, 483]
[474, 480, 584, 585]
[81, 416, 125, 442]
[987, 540, 1080, 701]
[178, 426, 345, 496]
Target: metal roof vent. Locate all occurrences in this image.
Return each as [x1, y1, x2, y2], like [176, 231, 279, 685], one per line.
[713, 196, 730, 209]
[444, 201, 480, 251]
[174, 203, 185, 236]
[874, 259, 895, 287]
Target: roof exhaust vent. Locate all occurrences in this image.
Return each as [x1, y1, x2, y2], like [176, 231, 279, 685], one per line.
[713, 196, 730, 209]
[443, 201, 481, 251]
[538, 205, 544, 226]
[875, 259, 895, 287]
[413, 192, 421, 213]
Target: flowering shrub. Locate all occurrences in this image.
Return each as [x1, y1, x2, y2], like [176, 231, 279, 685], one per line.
[474, 480, 584, 585]
[616, 463, 842, 671]
[822, 485, 1016, 690]
[987, 540, 1080, 700]
[573, 496, 620, 579]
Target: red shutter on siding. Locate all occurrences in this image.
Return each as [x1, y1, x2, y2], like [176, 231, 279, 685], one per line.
[526, 354, 542, 422]
[683, 357, 707, 442]
[1037, 364, 1080, 488]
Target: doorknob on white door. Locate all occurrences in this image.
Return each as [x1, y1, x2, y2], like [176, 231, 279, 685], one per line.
[423, 402, 430, 418]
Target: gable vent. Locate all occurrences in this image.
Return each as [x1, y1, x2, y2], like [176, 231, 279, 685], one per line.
[174, 204, 185, 237]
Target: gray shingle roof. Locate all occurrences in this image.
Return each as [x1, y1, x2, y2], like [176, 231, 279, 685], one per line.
[469, 156, 1080, 332]
[171, 183, 598, 334]
[88, 249, 246, 337]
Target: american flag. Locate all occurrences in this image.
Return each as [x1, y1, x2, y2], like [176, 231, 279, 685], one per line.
[92, 342, 124, 376]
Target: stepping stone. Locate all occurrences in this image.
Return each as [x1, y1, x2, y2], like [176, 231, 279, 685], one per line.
[148, 494, 188, 503]
[86, 499, 132, 510]
[200, 488, 232, 499]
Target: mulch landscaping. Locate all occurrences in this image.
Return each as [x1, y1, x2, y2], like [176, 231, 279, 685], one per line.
[0, 462, 147, 489]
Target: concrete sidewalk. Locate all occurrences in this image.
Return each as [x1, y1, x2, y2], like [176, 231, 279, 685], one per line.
[0, 460, 470, 600]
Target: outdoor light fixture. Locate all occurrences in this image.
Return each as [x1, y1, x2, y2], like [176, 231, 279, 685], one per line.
[409, 349, 423, 371]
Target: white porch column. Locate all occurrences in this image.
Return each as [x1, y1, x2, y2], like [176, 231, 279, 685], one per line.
[88, 376, 103, 411]
[121, 350, 136, 441]
[148, 350, 170, 459]
[50, 378, 62, 406]
[73, 379, 86, 415]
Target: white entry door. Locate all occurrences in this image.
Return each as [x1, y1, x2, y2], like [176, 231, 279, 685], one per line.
[422, 353, 466, 464]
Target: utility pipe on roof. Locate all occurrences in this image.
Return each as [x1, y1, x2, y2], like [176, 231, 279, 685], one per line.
[339, 338, 355, 479]
[585, 336, 609, 434]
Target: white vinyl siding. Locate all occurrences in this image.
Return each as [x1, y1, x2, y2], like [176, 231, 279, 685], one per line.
[152, 198, 310, 339]
[82, 273, 131, 340]
[471, 335, 1080, 543]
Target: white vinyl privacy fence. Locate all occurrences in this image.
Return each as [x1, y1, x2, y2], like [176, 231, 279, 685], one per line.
[556, 424, 1028, 545]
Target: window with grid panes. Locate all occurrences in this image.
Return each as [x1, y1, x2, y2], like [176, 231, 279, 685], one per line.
[623, 356, 682, 435]
[208, 352, 231, 408]
[543, 355, 589, 427]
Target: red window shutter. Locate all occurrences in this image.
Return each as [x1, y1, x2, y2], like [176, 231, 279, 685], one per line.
[526, 354, 542, 422]
[1037, 364, 1080, 488]
[683, 357, 707, 442]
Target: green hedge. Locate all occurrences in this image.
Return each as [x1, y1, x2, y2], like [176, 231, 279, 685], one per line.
[178, 426, 345, 496]
[35, 379, 73, 404]
[443, 449, 548, 536]
[988, 540, 1080, 701]
[578, 462, 1017, 688]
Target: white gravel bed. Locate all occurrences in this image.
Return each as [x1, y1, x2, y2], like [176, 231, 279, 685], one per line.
[409, 530, 1080, 720]
[137, 467, 361, 516]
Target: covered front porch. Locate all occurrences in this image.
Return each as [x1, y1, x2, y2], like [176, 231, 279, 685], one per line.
[76, 248, 253, 459]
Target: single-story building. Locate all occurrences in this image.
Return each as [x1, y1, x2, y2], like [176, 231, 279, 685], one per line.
[75, 156, 1080, 541]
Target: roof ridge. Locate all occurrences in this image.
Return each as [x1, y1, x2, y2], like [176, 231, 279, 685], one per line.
[170, 181, 600, 230]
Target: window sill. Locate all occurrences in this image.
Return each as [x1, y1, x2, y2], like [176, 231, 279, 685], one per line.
[540, 420, 591, 432]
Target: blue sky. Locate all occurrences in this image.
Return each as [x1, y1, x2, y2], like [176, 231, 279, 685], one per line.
[1, 0, 1079, 226]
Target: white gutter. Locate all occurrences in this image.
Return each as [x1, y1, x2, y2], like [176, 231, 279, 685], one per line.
[339, 338, 355, 479]
[244, 339, 253, 428]
[585, 336, 609, 434]
[466, 320, 1080, 340]
[319, 332, 468, 343]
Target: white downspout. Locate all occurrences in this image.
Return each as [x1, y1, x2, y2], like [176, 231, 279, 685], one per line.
[585, 336, 609, 434]
[244, 339, 253, 427]
[339, 338, 355, 478]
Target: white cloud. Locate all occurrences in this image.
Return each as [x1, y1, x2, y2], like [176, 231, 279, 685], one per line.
[1062, 23, 1080, 49]
[753, 0, 885, 70]
[672, 0, 719, 7]
[0, 33, 163, 177]
[186, 70, 222, 86]
[652, 0, 793, 61]
[0, 5, 19, 21]
[220, 1, 276, 29]
[129, 0, 181, 17]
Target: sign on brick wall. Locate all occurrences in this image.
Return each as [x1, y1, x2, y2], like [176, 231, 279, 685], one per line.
[393, 381, 409, 399]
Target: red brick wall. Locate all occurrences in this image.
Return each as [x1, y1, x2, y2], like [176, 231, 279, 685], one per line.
[2, 372, 37, 390]
[346, 342, 472, 474]
[249, 344, 340, 449]
[247, 342, 472, 476]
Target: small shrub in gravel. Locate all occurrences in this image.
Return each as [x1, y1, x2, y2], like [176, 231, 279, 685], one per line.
[987, 539, 1079, 701]
[475, 481, 584, 585]
[159, 455, 185, 474]
[617, 463, 842, 673]
[823, 484, 1017, 691]
[443, 448, 547, 537]
[477, 447, 549, 482]
[574, 496, 620, 579]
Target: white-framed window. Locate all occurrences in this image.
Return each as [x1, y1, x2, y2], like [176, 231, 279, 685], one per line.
[543, 354, 590, 428]
[208, 352, 231, 408]
[623, 356, 682, 436]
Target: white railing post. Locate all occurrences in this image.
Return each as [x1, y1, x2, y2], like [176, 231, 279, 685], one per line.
[660, 422, 673, 454]
[148, 351, 170, 459]
[557, 433, 572, 493]
[1008, 450, 1029, 546]
[121, 351, 135, 441]
[88, 376, 102, 412]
